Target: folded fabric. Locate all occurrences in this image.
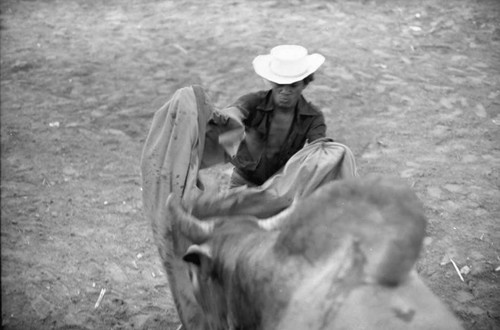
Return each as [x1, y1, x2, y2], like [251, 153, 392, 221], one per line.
[191, 138, 357, 219]
[141, 85, 215, 329]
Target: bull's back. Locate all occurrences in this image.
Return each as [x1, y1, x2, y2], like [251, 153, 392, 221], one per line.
[276, 270, 463, 330]
[332, 270, 463, 329]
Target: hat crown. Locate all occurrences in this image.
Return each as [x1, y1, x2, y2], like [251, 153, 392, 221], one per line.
[269, 45, 309, 78]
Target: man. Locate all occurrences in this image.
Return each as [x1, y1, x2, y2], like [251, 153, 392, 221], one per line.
[213, 45, 327, 187]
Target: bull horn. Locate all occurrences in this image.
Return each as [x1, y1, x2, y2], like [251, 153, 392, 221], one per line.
[257, 194, 300, 231]
[166, 194, 215, 243]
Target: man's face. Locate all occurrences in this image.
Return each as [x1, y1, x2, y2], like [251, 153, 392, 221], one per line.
[270, 80, 306, 109]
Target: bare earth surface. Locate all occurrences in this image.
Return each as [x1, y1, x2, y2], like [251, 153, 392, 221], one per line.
[1, 0, 499, 329]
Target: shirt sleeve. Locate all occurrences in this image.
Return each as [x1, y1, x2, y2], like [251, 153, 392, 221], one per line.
[212, 93, 257, 127]
[214, 92, 263, 159]
[223, 92, 264, 122]
[306, 113, 327, 142]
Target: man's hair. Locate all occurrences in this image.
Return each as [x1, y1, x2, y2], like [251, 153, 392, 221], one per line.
[303, 73, 315, 86]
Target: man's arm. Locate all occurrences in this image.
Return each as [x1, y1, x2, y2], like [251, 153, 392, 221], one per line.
[210, 92, 264, 157]
[211, 91, 262, 125]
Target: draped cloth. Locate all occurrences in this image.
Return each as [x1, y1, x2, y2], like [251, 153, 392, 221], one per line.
[140, 86, 357, 329]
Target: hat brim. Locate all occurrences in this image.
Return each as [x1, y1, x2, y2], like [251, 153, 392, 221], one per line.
[252, 53, 325, 85]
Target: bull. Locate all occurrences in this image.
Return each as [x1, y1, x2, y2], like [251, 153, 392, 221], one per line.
[166, 175, 464, 330]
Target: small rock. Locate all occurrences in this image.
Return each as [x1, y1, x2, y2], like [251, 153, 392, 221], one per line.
[455, 290, 474, 303]
[375, 84, 386, 93]
[488, 91, 500, 99]
[400, 168, 417, 178]
[431, 125, 450, 137]
[473, 104, 487, 118]
[440, 255, 451, 266]
[361, 151, 381, 160]
[31, 295, 53, 319]
[443, 184, 462, 193]
[444, 200, 460, 212]
[467, 306, 486, 316]
[427, 186, 442, 199]
[439, 97, 454, 109]
[460, 265, 471, 275]
[116, 203, 134, 214]
[63, 166, 78, 176]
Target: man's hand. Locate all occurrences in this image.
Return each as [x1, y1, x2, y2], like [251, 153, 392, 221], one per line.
[211, 109, 229, 125]
[212, 107, 246, 158]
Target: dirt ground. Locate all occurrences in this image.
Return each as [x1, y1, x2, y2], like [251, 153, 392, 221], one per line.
[1, 0, 499, 329]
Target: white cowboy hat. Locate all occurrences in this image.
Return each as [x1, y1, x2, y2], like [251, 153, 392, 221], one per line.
[252, 45, 325, 85]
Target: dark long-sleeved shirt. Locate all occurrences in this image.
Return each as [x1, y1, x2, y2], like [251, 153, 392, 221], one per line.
[226, 90, 326, 185]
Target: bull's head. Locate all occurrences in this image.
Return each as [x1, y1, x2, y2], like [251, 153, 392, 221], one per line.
[168, 176, 464, 330]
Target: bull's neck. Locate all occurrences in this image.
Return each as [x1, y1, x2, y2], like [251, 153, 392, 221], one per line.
[214, 230, 290, 328]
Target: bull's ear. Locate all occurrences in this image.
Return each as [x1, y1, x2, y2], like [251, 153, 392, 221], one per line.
[183, 244, 212, 264]
[183, 244, 213, 276]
